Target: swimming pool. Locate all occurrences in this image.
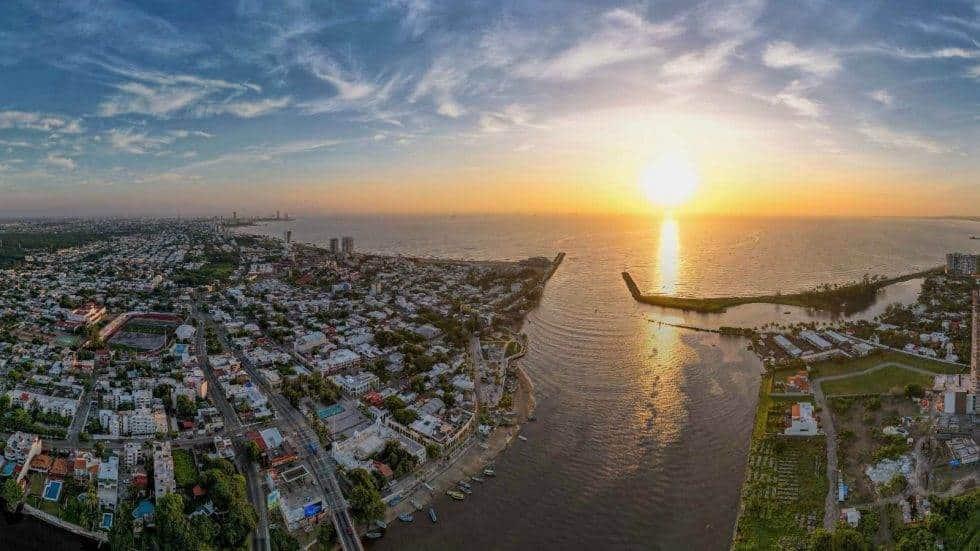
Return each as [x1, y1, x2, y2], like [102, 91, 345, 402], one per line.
[42, 480, 62, 502]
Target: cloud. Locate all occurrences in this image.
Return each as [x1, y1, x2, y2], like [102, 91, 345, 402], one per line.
[192, 97, 291, 118]
[967, 65, 980, 79]
[855, 45, 980, 60]
[180, 138, 347, 171]
[0, 110, 84, 134]
[0, 139, 35, 148]
[516, 9, 682, 81]
[661, 40, 742, 83]
[93, 60, 271, 118]
[107, 129, 174, 154]
[45, 153, 76, 170]
[478, 105, 539, 133]
[411, 56, 468, 118]
[868, 89, 893, 106]
[858, 124, 946, 154]
[388, 0, 434, 38]
[168, 129, 213, 139]
[763, 41, 841, 76]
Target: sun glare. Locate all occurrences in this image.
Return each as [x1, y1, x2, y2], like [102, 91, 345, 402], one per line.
[641, 153, 699, 209]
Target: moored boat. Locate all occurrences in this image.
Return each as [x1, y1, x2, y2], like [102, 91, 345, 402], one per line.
[429, 507, 438, 523]
[398, 513, 414, 523]
[446, 489, 466, 500]
[482, 467, 496, 477]
[365, 532, 383, 540]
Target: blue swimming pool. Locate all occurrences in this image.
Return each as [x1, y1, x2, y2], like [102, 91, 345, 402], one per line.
[42, 479, 62, 501]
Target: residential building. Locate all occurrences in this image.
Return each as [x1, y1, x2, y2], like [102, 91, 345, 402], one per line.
[152, 441, 176, 500]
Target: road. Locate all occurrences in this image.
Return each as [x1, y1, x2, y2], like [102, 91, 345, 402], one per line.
[204, 310, 363, 551]
[192, 307, 269, 551]
[66, 382, 94, 447]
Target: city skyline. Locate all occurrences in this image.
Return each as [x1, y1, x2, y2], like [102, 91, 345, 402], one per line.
[1, 1, 979, 217]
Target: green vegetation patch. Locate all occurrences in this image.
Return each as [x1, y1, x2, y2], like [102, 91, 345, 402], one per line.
[810, 350, 963, 378]
[820, 365, 933, 396]
[172, 448, 198, 488]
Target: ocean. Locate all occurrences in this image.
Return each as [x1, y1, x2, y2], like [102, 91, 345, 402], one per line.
[19, 215, 979, 550]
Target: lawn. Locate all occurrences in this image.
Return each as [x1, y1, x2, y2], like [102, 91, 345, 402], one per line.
[820, 365, 933, 396]
[172, 448, 198, 488]
[810, 350, 963, 379]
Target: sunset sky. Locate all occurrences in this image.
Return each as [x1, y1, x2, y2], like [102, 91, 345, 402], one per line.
[1, 0, 978, 217]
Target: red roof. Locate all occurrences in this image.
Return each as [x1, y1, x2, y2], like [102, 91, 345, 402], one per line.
[372, 461, 394, 479]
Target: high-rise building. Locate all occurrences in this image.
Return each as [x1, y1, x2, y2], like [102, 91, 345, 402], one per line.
[276, 210, 280, 220]
[341, 236, 354, 254]
[973, 289, 979, 393]
[329, 238, 339, 253]
[285, 230, 292, 244]
[946, 253, 979, 276]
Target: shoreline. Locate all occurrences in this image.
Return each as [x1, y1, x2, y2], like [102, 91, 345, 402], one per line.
[382, 361, 536, 524]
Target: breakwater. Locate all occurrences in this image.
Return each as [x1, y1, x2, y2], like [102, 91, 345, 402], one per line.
[623, 268, 941, 314]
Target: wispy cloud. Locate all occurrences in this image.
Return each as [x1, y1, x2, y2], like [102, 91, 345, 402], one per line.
[192, 97, 291, 118]
[478, 105, 540, 133]
[516, 9, 682, 81]
[0, 110, 83, 134]
[763, 41, 841, 76]
[858, 124, 946, 154]
[107, 129, 173, 154]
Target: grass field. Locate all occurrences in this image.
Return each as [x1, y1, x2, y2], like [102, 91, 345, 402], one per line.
[821, 365, 933, 396]
[810, 350, 963, 379]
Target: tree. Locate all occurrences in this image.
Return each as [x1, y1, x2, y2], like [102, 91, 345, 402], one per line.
[316, 521, 337, 550]
[245, 440, 263, 463]
[156, 493, 200, 550]
[2, 478, 23, 512]
[176, 395, 197, 419]
[830, 527, 867, 551]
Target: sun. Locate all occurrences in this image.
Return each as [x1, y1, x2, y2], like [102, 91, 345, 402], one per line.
[640, 152, 699, 209]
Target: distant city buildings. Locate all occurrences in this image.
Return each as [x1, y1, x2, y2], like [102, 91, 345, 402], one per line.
[945, 253, 978, 276]
[341, 236, 354, 254]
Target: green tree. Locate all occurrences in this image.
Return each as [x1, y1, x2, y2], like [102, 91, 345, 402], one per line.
[156, 493, 200, 550]
[316, 521, 337, 550]
[176, 395, 197, 419]
[830, 527, 867, 551]
[1, 478, 23, 512]
[807, 528, 832, 551]
[245, 440, 263, 463]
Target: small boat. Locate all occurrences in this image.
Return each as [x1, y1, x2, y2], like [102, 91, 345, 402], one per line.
[457, 485, 472, 495]
[374, 519, 388, 530]
[478, 443, 489, 450]
[457, 481, 472, 490]
[482, 468, 496, 477]
[428, 507, 438, 523]
[446, 490, 466, 500]
[518, 435, 528, 442]
[398, 513, 414, 523]
[471, 476, 485, 483]
[365, 532, 383, 540]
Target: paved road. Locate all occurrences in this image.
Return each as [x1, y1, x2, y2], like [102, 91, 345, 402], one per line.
[66, 382, 94, 447]
[194, 308, 270, 551]
[810, 360, 946, 531]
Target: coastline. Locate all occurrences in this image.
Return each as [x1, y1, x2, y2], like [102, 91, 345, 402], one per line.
[382, 360, 536, 524]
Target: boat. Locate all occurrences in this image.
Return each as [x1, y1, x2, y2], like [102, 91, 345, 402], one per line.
[398, 513, 414, 523]
[471, 476, 485, 483]
[410, 499, 422, 511]
[374, 519, 388, 530]
[446, 490, 466, 500]
[365, 532, 383, 540]
[482, 468, 496, 477]
[972, 235, 979, 240]
[518, 435, 528, 442]
[457, 481, 472, 490]
[457, 485, 472, 495]
[429, 507, 438, 523]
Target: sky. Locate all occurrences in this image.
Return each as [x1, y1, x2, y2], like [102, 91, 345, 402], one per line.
[0, 0, 978, 217]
